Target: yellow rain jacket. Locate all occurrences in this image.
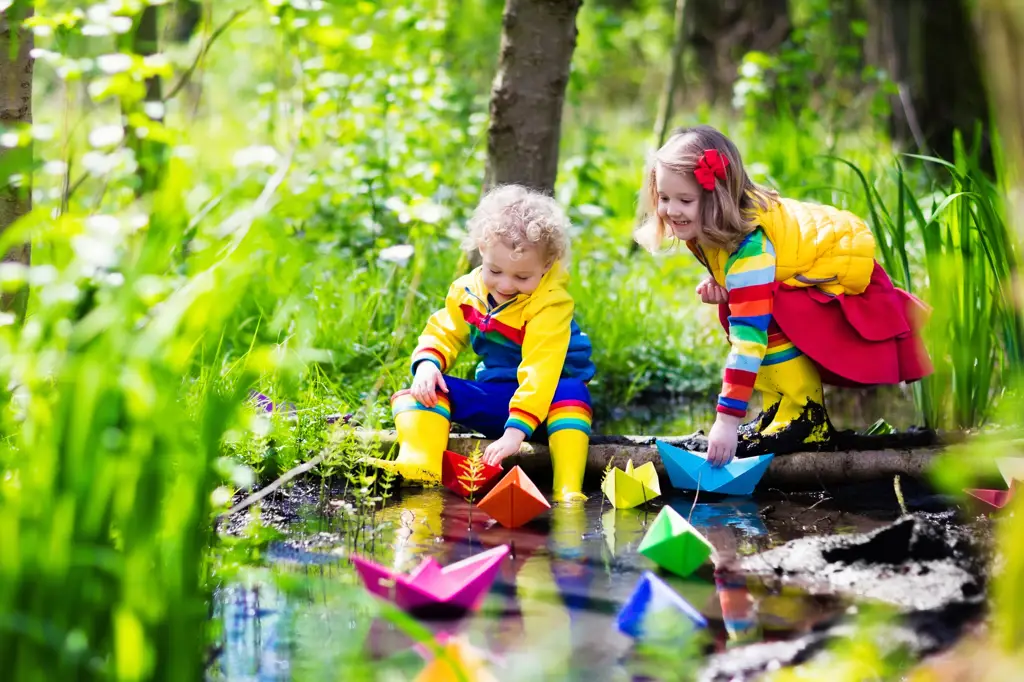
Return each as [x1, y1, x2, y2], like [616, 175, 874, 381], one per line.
[410, 261, 595, 437]
[695, 198, 877, 295]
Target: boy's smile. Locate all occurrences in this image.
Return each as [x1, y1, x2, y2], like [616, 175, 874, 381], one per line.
[480, 241, 551, 304]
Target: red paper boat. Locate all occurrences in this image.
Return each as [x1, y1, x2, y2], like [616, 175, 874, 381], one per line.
[441, 450, 503, 499]
[476, 466, 551, 528]
[965, 485, 1015, 511]
[351, 545, 510, 618]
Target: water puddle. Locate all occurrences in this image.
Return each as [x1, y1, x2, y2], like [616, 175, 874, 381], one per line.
[209, 483, 945, 681]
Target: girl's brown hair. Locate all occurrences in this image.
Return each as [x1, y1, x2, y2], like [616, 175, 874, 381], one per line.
[634, 125, 779, 253]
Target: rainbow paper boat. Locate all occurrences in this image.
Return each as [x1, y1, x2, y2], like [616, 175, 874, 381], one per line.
[351, 545, 509, 618]
[657, 441, 773, 496]
[441, 450, 503, 499]
[477, 466, 551, 528]
[601, 459, 661, 509]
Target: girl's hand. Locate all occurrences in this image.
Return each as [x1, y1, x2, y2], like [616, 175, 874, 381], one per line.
[696, 276, 728, 305]
[707, 414, 741, 467]
[411, 362, 448, 407]
[483, 428, 526, 466]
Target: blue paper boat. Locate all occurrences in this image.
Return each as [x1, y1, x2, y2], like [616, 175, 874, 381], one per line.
[617, 570, 707, 638]
[656, 441, 774, 496]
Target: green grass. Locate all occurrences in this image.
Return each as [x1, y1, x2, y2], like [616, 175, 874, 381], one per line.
[838, 129, 1023, 429]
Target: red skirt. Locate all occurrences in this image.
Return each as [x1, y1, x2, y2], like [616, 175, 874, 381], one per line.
[718, 263, 933, 387]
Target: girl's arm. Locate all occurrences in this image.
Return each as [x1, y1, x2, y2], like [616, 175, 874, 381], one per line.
[718, 230, 777, 418]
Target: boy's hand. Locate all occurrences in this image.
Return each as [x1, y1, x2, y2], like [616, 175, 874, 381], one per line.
[411, 362, 448, 407]
[483, 428, 526, 466]
[707, 413, 740, 467]
[696, 276, 728, 305]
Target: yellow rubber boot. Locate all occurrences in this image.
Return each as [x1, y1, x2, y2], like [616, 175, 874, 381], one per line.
[548, 429, 589, 503]
[754, 353, 828, 443]
[386, 390, 450, 482]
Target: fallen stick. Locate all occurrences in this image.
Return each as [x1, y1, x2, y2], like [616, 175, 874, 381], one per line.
[355, 431, 945, 488]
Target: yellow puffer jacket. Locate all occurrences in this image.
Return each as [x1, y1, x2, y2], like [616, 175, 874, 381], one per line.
[700, 198, 877, 296]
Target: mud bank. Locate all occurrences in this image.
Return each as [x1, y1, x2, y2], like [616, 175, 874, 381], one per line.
[699, 514, 987, 681]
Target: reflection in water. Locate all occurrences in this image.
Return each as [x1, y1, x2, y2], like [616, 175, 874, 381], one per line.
[215, 489, 877, 681]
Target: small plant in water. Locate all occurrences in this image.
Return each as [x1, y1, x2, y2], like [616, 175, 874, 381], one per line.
[459, 442, 487, 529]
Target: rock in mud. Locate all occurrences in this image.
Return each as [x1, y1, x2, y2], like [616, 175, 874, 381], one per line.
[698, 514, 986, 682]
[738, 513, 985, 611]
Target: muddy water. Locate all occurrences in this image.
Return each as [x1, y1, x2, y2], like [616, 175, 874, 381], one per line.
[211, 479, 971, 682]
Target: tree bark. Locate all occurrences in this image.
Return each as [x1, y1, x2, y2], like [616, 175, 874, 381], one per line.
[128, 5, 166, 196]
[485, 0, 582, 195]
[0, 5, 34, 321]
[653, 0, 688, 149]
[867, 0, 990, 163]
[972, 0, 1024, 317]
[686, 0, 790, 106]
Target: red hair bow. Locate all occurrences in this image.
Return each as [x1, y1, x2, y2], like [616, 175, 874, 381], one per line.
[694, 149, 729, 191]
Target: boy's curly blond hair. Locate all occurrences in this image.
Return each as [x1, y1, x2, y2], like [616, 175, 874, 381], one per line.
[462, 184, 570, 264]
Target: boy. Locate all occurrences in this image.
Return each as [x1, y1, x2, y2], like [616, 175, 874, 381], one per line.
[389, 184, 595, 503]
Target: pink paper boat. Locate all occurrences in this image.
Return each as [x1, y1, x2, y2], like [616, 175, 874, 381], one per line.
[965, 485, 1015, 511]
[351, 545, 510, 618]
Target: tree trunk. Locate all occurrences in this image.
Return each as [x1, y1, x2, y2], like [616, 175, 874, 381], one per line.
[170, 0, 202, 44]
[867, 0, 990, 164]
[652, 0, 688, 149]
[127, 5, 166, 196]
[972, 0, 1024, 314]
[485, 0, 582, 195]
[686, 0, 790, 106]
[0, 5, 34, 321]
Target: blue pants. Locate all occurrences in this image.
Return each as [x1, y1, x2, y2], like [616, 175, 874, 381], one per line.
[444, 376, 592, 442]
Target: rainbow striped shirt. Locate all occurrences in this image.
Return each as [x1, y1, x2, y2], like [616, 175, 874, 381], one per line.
[718, 229, 777, 418]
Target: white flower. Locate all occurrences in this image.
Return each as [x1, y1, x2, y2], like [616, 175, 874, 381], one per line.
[32, 124, 55, 141]
[88, 124, 125, 148]
[379, 244, 414, 266]
[0, 132, 20, 148]
[72, 235, 118, 270]
[43, 160, 68, 176]
[97, 53, 132, 75]
[85, 214, 122, 237]
[143, 101, 165, 120]
[232, 145, 278, 168]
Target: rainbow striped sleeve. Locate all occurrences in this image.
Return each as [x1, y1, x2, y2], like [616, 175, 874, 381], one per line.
[718, 230, 777, 418]
[505, 408, 541, 438]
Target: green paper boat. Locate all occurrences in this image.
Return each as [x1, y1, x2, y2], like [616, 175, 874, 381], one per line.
[638, 505, 713, 577]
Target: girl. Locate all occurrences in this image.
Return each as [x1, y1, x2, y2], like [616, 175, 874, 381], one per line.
[635, 125, 931, 466]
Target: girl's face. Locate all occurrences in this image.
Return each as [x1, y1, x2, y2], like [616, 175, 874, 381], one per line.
[655, 162, 702, 241]
[480, 240, 551, 304]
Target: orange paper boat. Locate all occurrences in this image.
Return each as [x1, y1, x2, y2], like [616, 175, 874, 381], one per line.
[476, 466, 551, 528]
[441, 450, 503, 499]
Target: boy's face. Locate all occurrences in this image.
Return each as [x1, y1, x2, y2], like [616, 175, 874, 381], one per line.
[655, 162, 703, 241]
[480, 240, 551, 304]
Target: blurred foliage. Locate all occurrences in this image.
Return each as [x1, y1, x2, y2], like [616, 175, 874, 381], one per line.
[0, 0, 1020, 680]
